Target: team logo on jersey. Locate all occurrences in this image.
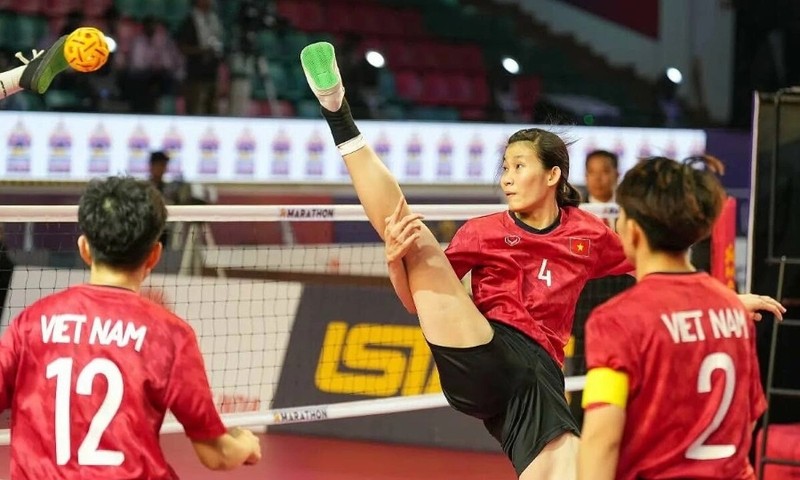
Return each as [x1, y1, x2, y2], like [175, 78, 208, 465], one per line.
[569, 237, 591, 256]
[505, 235, 521, 246]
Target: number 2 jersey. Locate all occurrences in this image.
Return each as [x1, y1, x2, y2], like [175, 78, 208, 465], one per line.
[585, 272, 766, 480]
[0, 284, 227, 479]
[444, 207, 631, 365]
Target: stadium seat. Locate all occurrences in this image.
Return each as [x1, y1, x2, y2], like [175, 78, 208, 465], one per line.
[9, 0, 44, 14]
[277, 0, 324, 32]
[43, 0, 81, 17]
[44, 89, 84, 111]
[394, 70, 422, 102]
[420, 72, 451, 106]
[296, 99, 321, 119]
[83, 0, 113, 18]
[5, 15, 47, 52]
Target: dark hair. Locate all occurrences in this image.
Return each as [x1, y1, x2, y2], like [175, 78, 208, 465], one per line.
[78, 176, 167, 269]
[149, 151, 169, 165]
[504, 128, 582, 207]
[616, 155, 726, 252]
[585, 149, 618, 170]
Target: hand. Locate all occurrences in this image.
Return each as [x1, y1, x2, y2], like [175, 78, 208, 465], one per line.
[738, 293, 786, 321]
[384, 197, 424, 264]
[233, 427, 261, 465]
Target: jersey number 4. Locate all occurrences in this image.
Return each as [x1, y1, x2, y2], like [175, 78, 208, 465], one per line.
[46, 357, 125, 466]
[685, 352, 736, 460]
[538, 259, 552, 287]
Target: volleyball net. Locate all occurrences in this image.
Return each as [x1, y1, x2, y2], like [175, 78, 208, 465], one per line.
[0, 202, 625, 443]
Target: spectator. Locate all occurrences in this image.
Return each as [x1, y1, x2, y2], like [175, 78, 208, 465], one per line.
[584, 150, 619, 204]
[338, 34, 379, 119]
[177, 0, 224, 115]
[149, 151, 172, 246]
[125, 16, 184, 113]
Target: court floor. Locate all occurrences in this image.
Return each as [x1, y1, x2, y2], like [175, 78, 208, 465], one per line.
[0, 433, 515, 479]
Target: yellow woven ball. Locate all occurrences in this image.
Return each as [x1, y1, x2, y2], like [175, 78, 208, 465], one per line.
[64, 27, 109, 73]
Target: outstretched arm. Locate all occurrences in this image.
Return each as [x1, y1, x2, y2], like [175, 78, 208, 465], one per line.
[737, 293, 785, 321]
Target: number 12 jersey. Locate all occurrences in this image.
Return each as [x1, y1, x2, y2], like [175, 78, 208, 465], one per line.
[0, 284, 226, 479]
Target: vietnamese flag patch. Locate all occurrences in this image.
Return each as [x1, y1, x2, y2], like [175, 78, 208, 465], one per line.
[570, 237, 591, 256]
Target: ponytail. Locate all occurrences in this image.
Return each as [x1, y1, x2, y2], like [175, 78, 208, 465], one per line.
[557, 180, 582, 207]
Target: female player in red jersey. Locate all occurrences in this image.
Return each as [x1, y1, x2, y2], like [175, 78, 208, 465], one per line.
[578, 156, 774, 480]
[300, 42, 784, 480]
[0, 177, 261, 479]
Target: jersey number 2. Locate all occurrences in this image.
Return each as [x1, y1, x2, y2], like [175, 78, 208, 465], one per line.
[46, 358, 125, 466]
[685, 352, 736, 460]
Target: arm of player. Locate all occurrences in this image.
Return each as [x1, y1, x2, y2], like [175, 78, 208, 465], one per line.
[190, 427, 262, 471]
[167, 327, 261, 470]
[580, 309, 637, 480]
[578, 402, 626, 480]
[736, 293, 785, 321]
[0, 315, 21, 411]
[592, 226, 634, 278]
[384, 199, 424, 314]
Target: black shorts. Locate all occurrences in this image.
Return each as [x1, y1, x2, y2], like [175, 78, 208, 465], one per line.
[429, 321, 580, 476]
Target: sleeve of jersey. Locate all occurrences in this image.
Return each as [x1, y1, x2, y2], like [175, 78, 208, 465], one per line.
[0, 314, 21, 411]
[583, 310, 639, 409]
[591, 227, 633, 278]
[444, 221, 480, 280]
[165, 327, 227, 441]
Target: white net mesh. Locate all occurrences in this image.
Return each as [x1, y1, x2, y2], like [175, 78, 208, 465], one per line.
[0, 203, 619, 441]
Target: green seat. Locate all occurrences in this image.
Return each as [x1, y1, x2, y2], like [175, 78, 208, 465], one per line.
[378, 69, 397, 100]
[296, 99, 321, 118]
[162, 0, 190, 30]
[44, 89, 83, 111]
[115, 0, 145, 19]
[6, 15, 46, 52]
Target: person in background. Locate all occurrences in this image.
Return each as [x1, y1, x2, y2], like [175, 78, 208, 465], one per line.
[584, 150, 619, 204]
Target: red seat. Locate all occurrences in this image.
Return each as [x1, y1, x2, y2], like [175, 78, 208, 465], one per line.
[394, 9, 425, 38]
[453, 45, 485, 72]
[514, 75, 542, 109]
[756, 424, 800, 480]
[420, 72, 450, 105]
[278, 0, 324, 32]
[44, 0, 82, 17]
[83, 0, 112, 18]
[385, 40, 416, 69]
[394, 70, 422, 102]
[10, 0, 44, 14]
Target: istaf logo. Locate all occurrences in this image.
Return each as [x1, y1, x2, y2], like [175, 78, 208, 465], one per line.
[273, 284, 440, 405]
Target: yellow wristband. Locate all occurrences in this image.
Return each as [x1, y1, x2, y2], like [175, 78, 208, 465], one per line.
[582, 367, 630, 409]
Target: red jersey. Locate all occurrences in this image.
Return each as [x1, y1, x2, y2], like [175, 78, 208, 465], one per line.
[445, 207, 630, 364]
[586, 273, 766, 480]
[0, 284, 226, 479]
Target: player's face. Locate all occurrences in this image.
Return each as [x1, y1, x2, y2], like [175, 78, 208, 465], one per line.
[616, 209, 637, 265]
[585, 155, 618, 202]
[501, 142, 557, 214]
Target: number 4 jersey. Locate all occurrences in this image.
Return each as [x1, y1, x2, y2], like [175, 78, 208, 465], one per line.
[0, 284, 227, 479]
[445, 207, 631, 366]
[585, 272, 766, 480]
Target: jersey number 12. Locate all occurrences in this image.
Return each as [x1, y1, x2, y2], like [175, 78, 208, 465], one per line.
[46, 357, 125, 466]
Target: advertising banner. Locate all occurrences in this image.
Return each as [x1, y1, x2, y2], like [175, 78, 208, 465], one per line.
[0, 111, 706, 186]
